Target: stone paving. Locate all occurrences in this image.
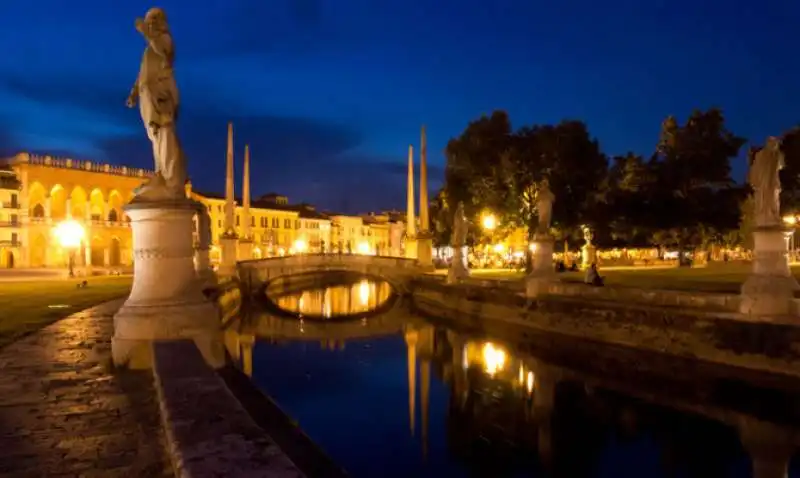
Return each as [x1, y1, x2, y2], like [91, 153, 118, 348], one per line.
[0, 299, 171, 477]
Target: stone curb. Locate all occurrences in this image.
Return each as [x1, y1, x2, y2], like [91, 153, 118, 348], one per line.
[153, 340, 306, 478]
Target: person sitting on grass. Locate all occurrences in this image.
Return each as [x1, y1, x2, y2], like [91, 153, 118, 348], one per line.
[584, 263, 604, 286]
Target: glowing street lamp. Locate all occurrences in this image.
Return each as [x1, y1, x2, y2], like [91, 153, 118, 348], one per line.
[482, 213, 497, 231]
[292, 238, 308, 254]
[53, 219, 85, 278]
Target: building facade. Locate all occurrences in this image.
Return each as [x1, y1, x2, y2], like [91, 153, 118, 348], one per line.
[0, 152, 403, 270]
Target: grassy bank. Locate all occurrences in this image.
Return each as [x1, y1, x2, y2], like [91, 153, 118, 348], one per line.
[0, 275, 132, 348]
[465, 264, 800, 294]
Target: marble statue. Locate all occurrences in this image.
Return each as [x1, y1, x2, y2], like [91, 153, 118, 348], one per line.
[536, 178, 555, 233]
[126, 7, 186, 200]
[582, 225, 593, 245]
[749, 137, 784, 228]
[452, 202, 468, 248]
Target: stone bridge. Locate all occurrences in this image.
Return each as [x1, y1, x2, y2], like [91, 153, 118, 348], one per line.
[237, 253, 425, 295]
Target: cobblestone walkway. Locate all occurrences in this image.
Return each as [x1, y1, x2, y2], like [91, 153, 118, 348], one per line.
[0, 299, 171, 477]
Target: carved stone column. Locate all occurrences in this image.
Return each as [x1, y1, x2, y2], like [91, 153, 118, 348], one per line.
[112, 198, 223, 370]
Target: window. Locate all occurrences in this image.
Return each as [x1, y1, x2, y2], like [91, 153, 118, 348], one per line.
[251, 217, 255, 227]
[218, 220, 222, 228]
[10, 194, 18, 208]
[236, 216, 240, 226]
[108, 209, 118, 222]
[284, 218, 291, 229]
[10, 214, 18, 225]
[295, 220, 300, 230]
[272, 217, 279, 228]
[11, 232, 17, 245]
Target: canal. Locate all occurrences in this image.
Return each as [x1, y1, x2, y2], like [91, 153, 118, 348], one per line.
[226, 275, 800, 477]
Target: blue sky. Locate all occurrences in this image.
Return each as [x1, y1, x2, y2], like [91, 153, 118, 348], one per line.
[0, 0, 799, 212]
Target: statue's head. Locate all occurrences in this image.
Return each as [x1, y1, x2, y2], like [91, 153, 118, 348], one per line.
[145, 7, 169, 32]
[766, 136, 781, 151]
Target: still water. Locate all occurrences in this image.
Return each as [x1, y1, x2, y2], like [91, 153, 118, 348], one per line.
[229, 277, 800, 477]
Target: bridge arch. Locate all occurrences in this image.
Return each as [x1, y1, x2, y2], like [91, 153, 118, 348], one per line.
[237, 254, 424, 298]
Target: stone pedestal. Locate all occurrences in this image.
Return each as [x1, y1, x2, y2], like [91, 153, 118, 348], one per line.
[238, 238, 254, 261]
[193, 244, 217, 289]
[526, 234, 557, 298]
[581, 244, 597, 269]
[112, 198, 223, 370]
[218, 233, 238, 277]
[740, 227, 799, 318]
[405, 236, 418, 260]
[446, 246, 469, 284]
[417, 233, 434, 270]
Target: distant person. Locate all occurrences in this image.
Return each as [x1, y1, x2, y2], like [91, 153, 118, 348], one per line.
[584, 263, 604, 286]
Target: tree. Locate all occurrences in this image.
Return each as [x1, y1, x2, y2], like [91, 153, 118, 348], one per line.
[603, 153, 657, 246]
[443, 111, 515, 245]
[779, 126, 800, 214]
[651, 109, 747, 255]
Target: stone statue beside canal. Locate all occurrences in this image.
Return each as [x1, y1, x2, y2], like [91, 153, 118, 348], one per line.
[748, 137, 784, 228]
[126, 7, 186, 200]
[536, 178, 555, 234]
[113, 7, 222, 370]
[447, 202, 470, 283]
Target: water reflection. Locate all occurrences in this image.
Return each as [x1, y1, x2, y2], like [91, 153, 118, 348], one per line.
[271, 279, 393, 318]
[227, 307, 800, 477]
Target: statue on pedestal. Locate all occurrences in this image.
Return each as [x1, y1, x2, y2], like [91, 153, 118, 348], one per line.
[748, 137, 784, 228]
[582, 225, 593, 245]
[126, 7, 187, 201]
[447, 202, 469, 283]
[536, 178, 555, 234]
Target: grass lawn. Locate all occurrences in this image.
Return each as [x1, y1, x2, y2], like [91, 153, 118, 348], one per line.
[0, 275, 132, 348]
[466, 264, 800, 294]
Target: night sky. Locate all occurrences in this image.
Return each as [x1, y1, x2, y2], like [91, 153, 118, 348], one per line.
[1, 1, 798, 212]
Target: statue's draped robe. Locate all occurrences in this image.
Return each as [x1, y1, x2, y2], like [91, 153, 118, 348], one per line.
[749, 147, 784, 227]
[137, 30, 186, 194]
[537, 189, 555, 232]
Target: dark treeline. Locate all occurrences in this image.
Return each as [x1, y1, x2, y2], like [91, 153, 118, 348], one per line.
[431, 109, 800, 255]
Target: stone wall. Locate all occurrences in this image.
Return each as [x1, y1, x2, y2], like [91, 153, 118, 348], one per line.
[411, 278, 800, 379]
[153, 341, 305, 477]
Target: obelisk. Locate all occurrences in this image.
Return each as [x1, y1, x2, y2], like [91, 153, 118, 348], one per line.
[238, 144, 254, 260]
[219, 122, 238, 276]
[405, 145, 418, 259]
[417, 125, 434, 269]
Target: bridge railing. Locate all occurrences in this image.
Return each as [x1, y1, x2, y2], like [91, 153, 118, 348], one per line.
[238, 253, 419, 270]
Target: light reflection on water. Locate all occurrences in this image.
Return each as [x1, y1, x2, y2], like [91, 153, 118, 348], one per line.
[229, 279, 800, 478]
[272, 279, 393, 317]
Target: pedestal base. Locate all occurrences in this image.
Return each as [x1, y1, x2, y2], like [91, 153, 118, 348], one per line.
[218, 234, 238, 277]
[112, 198, 224, 370]
[404, 237, 418, 260]
[417, 234, 434, 270]
[238, 238, 254, 261]
[446, 247, 469, 284]
[581, 244, 597, 269]
[740, 228, 799, 318]
[526, 234, 557, 298]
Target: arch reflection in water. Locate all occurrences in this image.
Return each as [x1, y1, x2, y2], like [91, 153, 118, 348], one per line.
[273, 279, 393, 318]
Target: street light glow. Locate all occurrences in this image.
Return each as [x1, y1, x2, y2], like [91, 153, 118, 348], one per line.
[482, 213, 497, 231]
[54, 219, 85, 248]
[784, 215, 797, 225]
[292, 238, 308, 254]
[357, 241, 371, 255]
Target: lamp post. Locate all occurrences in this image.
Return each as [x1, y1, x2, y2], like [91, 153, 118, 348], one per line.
[54, 219, 85, 278]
